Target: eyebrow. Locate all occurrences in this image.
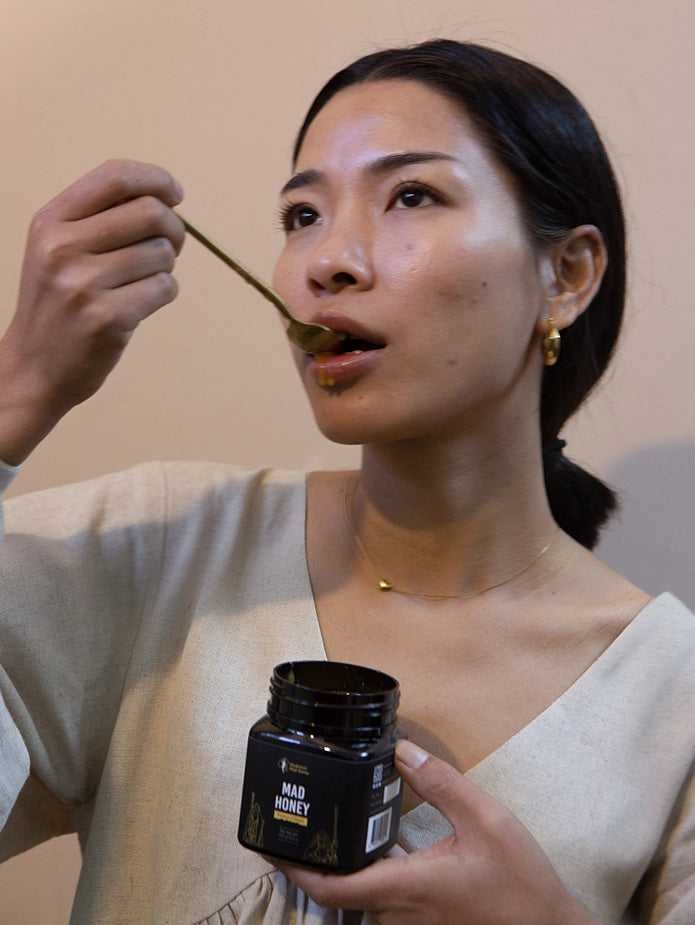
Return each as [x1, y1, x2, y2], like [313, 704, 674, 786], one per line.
[279, 151, 457, 196]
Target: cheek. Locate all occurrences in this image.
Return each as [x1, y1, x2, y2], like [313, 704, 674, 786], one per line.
[430, 239, 543, 328]
[271, 256, 284, 294]
[406, 255, 494, 326]
[271, 251, 292, 295]
[391, 229, 497, 301]
[272, 240, 307, 297]
[388, 242, 479, 306]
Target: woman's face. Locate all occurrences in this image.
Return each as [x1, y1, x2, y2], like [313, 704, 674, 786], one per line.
[273, 79, 554, 448]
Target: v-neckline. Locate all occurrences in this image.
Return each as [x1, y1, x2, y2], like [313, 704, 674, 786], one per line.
[297, 470, 663, 813]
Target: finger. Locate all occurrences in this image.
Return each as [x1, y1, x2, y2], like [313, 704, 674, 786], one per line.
[79, 197, 186, 256]
[92, 271, 180, 329]
[88, 236, 179, 291]
[395, 739, 477, 832]
[39, 233, 178, 320]
[275, 855, 410, 913]
[48, 234, 177, 292]
[42, 159, 184, 222]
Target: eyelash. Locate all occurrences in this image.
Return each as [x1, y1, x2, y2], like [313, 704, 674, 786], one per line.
[277, 202, 319, 234]
[278, 181, 445, 233]
[390, 181, 444, 209]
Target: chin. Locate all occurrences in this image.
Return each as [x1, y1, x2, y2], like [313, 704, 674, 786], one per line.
[311, 405, 425, 448]
[313, 418, 371, 447]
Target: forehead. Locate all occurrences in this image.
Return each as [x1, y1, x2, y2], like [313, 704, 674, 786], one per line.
[295, 79, 482, 171]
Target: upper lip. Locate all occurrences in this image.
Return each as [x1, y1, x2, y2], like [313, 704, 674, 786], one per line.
[308, 309, 387, 355]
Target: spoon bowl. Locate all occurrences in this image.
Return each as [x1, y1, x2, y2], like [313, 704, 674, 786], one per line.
[176, 212, 341, 354]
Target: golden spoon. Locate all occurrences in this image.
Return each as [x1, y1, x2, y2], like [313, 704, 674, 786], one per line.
[175, 211, 341, 354]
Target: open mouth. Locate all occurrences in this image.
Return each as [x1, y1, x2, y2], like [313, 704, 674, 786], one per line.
[312, 334, 384, 358]
[311, 333, 385, 387]
[334, 335, 382, 355]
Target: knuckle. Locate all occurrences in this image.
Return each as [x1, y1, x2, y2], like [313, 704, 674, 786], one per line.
[152, 271, 178, 305]
[98, 159, 179, 211]
[151, 235, 176, 264]
[39, 237, 74, 275]
[479, 795, 514, 839]
[28, 215, 85, 277]
[140, 194, 168, 222]
[96, 159, 136, 203]
[161, 272, 179, 303]
[426, 759, 462, 801]
[50, 264, 91, 304]
[28, 206, 51, 235]
[81, 299, 136, 345]
[28, 210, 63, 257]
[140, 234, 178, 282]
[102, 158, 150, 198]
[131, 196, 173, 238]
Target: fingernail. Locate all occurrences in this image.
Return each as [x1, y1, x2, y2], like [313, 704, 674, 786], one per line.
[173, 178, 185, 203]
[395, 738, 429, 769]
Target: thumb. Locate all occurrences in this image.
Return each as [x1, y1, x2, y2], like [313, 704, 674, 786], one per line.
[395, 738, 472, 831]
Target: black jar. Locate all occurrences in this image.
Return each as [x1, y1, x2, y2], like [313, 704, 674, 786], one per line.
[238, 660, 404, 872]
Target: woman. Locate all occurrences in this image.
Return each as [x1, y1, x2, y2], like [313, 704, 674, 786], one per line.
[0, 40, 693, 924]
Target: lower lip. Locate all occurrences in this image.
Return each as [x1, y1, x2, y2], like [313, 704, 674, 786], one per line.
[309, 349, 383, 387]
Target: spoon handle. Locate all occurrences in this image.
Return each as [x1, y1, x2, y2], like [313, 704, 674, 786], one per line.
[174, 210, 293, 321]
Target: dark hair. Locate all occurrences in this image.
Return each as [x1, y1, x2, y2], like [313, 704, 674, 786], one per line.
[294, 39, 624, 549]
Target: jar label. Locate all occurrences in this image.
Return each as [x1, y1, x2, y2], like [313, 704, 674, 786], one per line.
[238, 737, 403, 872]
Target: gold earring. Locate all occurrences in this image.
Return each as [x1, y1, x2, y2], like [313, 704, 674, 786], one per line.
[542, 318, 561, 366]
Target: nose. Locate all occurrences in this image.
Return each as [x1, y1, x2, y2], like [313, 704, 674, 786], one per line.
[306, 216, 374, 297]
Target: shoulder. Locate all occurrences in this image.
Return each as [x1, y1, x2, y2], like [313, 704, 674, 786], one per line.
[634, 592, 695, 672]
[631, 592, 695, 652]
[597, 593, 695, 758]
[2, 461, 308, 538]
[598, 593, 695, 702]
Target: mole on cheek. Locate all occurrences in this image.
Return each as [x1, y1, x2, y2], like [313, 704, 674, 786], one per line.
[446, 357, 458, 367]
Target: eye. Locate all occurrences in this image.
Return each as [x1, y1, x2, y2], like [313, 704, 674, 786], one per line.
[392, 183, 442, 210]
[279, 202, 321, 232]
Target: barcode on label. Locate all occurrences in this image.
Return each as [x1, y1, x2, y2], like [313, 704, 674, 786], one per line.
[365, 807, 392, 853]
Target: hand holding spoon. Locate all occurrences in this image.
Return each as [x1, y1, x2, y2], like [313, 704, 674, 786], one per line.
[175, 211, 341, 354]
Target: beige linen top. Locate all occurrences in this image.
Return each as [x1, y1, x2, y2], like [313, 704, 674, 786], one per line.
[0, 461, 693, 924]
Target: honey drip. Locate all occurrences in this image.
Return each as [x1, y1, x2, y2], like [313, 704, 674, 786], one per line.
[316, 354, 336, 387]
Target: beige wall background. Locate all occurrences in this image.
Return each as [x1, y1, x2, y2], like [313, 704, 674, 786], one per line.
[0, 0, 692, 919]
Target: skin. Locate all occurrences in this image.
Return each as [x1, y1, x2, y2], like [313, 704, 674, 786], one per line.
[0, 81, 648, 924]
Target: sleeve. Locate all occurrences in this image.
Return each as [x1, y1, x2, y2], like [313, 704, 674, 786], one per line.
[0, 463, 168, 859]
[0, 458, 21, 540]
[0, 669, 30, 834]
[629, 765, 695, 924]
[0, 460, 29, 835]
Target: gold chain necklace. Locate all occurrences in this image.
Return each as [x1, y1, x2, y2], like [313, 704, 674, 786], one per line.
[343, 474, 560, 601]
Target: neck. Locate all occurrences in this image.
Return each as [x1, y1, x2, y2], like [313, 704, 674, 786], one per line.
[349, 436, 557, 599]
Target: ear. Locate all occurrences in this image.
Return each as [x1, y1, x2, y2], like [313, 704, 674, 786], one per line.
[536, 225, 607, 334]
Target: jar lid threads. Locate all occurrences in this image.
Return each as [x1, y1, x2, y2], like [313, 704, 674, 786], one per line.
[267, 661, 400, 741]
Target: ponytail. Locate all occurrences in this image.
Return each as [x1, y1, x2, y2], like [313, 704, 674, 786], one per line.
[543, 440, 618, 549]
